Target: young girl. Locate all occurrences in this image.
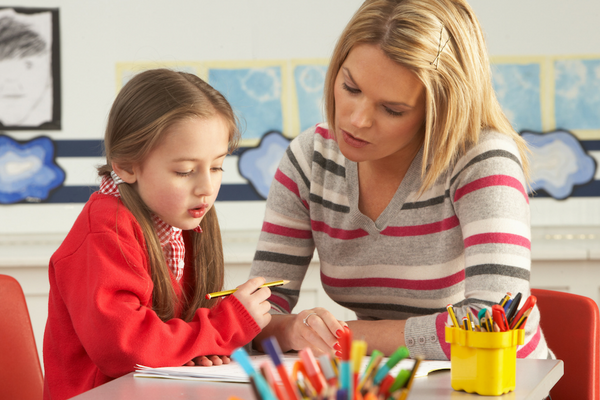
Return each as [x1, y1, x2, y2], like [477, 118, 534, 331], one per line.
[43, 69, 272, 400]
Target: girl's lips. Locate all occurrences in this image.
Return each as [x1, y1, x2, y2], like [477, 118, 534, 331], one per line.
[188, 204, 208, 219]
[342, 130, 369, 148]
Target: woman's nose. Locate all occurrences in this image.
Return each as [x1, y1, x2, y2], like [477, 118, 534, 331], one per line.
[350, 98, 373, 129]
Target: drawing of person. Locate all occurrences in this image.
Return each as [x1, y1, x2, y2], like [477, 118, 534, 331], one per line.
[0, 8, 53, 127]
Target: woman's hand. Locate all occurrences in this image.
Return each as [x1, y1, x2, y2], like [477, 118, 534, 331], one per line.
[255, 308, 347, 357]
[232, 277, 272, 329]
[184, 355, 231, 366]
[291, 308, 348, 356]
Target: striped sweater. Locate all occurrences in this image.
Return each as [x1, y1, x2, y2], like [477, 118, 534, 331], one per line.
[249, 123, 551, 360]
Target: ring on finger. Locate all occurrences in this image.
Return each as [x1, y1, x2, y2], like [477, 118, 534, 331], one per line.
[303, 312, 318, 327]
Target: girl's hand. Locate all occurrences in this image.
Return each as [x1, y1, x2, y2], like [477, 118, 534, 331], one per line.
[284, 308, 347, 356]
[232, 277, 272, 329]
[184, 355, 231, 366]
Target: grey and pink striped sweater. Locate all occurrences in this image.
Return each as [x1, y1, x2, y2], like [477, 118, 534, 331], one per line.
[249, 123, 552, 360]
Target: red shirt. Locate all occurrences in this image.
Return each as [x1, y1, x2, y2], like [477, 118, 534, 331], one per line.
[43, 193, 260, 400]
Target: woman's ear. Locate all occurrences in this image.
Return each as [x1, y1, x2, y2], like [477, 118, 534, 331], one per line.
[111, 162, 137, 184]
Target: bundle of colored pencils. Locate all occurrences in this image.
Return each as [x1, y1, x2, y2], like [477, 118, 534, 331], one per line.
[229, 328, 420, 400]
[446, 292, 536, 332]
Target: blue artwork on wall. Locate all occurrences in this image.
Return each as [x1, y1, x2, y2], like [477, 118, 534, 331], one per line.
[522, 130, 597, 199]
[555, 59, 600, 130]
[294, 64, 327, 132]
[237, 131, 290, 199]
[0, 134, 65, 203]
[8, 55, 600, 205]
[491, 63, 543, 133]
[209, 67, 283, 141]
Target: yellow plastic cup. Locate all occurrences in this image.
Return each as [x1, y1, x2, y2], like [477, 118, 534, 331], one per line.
[445, 326, 525, 396]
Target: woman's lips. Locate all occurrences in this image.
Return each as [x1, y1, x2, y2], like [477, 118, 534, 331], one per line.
[342, 130, 369, 148]
[188, 204, 208, 218]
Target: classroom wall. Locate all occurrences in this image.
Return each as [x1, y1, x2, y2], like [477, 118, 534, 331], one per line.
[1, 0, 600, 234]
[1, 0, 600, 369]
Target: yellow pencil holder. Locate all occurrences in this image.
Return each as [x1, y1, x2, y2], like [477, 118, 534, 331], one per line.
[445, 326, 525, 396]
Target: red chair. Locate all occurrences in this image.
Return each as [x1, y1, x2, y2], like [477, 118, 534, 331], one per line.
[0, 274, 43, 400]
[532, 288, 600, 400]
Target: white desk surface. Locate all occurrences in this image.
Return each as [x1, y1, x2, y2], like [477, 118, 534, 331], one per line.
[71, 358, 563, 400]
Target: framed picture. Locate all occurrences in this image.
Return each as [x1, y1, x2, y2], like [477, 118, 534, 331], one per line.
[0, 7, 61, 130]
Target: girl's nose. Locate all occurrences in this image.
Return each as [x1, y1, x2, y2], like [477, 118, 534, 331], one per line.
[193, 171, 214, 197]
[350, 98, 374, 129]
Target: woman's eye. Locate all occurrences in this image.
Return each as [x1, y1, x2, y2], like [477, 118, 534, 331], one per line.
[176, 171, 192, 177]
[212, 167, 224, 172]
[384, 106, 404, 117]
[342, 82, 360, 94]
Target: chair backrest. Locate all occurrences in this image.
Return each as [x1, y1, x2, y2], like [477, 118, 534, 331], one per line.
[531, 288, 600, 400]
[0, 274, 43, 400]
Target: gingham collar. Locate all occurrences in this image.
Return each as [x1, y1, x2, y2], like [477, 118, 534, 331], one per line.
[99, 172, 203, 281]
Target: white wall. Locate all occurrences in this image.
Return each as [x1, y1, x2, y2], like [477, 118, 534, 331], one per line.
[470, 0, 600, 56]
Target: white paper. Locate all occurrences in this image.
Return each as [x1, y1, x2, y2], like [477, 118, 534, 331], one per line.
[133, 354, 450, 383]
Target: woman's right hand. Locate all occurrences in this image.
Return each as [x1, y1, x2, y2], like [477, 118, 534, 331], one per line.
[288, 308, 347, 356]
[257, 309, 347, 357]
[232, 277, 272, 329]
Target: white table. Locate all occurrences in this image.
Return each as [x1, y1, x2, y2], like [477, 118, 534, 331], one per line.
[70, 359, 563, 400]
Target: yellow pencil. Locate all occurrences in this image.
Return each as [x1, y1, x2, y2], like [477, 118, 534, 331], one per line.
[512, 308, 532, 330]
[446, 304, 460, 328]
[205, 280, 289, 299]
[499, 292, 512, 307]
[358, 353, 383, 393]
[466, 311, 474, 331]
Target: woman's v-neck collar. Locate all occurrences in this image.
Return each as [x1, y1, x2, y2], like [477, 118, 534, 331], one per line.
[346, 146, 424, 232]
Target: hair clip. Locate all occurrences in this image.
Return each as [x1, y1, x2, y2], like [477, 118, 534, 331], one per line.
[430, 24, 450, 70]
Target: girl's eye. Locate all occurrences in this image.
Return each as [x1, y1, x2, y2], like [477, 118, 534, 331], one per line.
[176, 171, 192, 177]
[212, 167, 224, 172]
[384, 106, 405, 117]
[342, 82, 360, 94]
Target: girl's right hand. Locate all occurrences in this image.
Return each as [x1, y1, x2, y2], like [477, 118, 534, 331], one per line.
[232, 277, 272, 329]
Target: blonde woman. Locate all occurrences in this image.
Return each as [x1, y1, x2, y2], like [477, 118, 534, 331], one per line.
[250, 0, 552, 360]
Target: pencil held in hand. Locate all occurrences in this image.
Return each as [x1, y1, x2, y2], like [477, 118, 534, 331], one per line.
[205, 280, 290, 299]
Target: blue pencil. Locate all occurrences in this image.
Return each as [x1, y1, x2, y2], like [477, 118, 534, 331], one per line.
[231, 347, 278, 400]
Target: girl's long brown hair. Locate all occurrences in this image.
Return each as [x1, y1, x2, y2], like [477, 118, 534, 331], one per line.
[98, 69, 240, 322]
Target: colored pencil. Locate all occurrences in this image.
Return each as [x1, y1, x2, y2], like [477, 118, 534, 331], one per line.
[205, 280, 289, 299]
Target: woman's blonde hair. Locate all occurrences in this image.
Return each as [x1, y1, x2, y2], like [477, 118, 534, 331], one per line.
[98, 68, 240, 322]
[325, 0, 528, 191]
